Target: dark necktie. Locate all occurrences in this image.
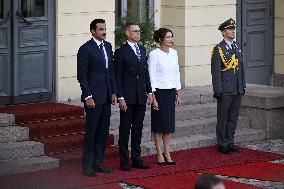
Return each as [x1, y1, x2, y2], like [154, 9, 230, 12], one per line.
[231, 43, 237, 52]
[99, 43, 108, 68]
[134, 44, 141, 62]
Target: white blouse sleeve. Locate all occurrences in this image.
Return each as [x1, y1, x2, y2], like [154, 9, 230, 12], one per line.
[147, 50, 158, 92]
[175, 51, 181, 90]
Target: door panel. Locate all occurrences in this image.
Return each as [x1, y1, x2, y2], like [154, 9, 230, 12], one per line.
[0, 0, 54, 105]
[0, 0, 11, 105]
[13, 0, 54, 104]
[241, 0, 273, 85]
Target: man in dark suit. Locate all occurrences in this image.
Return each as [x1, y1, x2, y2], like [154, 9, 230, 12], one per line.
[77, 19, 117, 177]
[114, 22, 153, 171]
[211, 18, 246, 154]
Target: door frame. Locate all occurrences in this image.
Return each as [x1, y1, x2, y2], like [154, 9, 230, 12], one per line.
[236, 0, 275, 85]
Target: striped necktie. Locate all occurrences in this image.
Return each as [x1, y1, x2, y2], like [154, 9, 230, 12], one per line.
[134, 44, 141, 62]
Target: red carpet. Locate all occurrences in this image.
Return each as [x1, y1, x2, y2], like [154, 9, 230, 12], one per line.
[25, 117, 85, 139]
[125, 171, 262, 189]
[0, 102, 84, 124]
[0, 146, 282, 189]
[0, 102, 114, 158]
[200, 161, 284, 182]
[81, 183, 122, 189]
[52, 147, 119, 166]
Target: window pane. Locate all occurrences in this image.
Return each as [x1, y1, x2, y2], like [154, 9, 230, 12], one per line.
[127, 0, 154, 21]
[0, 0, 3, 19]
[127, 0, 141, 19]
[21, 0, 45, 17]
[115, 0, 122, 25]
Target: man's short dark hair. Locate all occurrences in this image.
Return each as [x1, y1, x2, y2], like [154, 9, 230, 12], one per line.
[90, 19, 105, 31]
[124, 21, 140, 31]
[195, 174, 224, 189]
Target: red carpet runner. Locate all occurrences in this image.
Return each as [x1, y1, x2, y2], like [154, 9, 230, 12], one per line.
[0, 146, 282, 189]
[200, 161, 284, 183]
[125, 171, 262, 189]
[0, 103, 115, 158]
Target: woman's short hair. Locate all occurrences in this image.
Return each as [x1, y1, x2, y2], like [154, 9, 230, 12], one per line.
[195, 174, 224, 189]
[153, 28, 173, 43]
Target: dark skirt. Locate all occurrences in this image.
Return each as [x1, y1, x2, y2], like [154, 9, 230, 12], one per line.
[151, 89, 176, 133]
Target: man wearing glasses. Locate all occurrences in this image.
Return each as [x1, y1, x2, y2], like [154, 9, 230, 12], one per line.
[114, 22, 153, 171]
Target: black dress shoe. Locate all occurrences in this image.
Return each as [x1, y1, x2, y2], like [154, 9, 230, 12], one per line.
[93, 165, 112, 173]
[162, 153, 176, 165]
[219, 146, 231, 154]
[83, 168, 97, 177]
[228, 144, 239, 152]
[120, 164, 132, 171]
[132, 161, 150, 169]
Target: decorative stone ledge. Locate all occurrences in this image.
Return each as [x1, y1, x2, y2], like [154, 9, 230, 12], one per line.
[241, 84, 284, 139]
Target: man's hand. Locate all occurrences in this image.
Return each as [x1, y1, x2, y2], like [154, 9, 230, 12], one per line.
[176, 96, 181, 107]
[86, 98, 95, 108]
[119, 99, 127, 112]
[213, 93, 222, 100]
[147, 93, 153, 105]
[112, 94, 117, 105]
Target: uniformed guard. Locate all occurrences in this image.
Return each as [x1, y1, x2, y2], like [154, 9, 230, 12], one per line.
[211, 18, 246, 154]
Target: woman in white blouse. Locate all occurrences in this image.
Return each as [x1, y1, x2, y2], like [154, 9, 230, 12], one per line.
[148, 28, 181, 165]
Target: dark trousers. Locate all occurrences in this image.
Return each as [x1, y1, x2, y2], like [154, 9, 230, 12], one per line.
[118, 104, 146, 166]
[216, 95, 241, 147]
[82, 103, 111, 169]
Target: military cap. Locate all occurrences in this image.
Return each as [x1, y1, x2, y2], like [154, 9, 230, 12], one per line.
[218, 18, 236, 31]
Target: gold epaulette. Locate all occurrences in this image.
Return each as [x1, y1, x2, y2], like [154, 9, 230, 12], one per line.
[210, 46, 216, 59]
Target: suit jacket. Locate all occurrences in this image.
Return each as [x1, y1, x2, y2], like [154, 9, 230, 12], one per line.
[77, 38, 117, 104]
[211, 40, 246, 95]
[114, 43, 152, 105]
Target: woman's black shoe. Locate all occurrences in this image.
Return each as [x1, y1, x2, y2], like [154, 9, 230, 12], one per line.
[162, 153, 176, 165]
[156, 155, 166, 165]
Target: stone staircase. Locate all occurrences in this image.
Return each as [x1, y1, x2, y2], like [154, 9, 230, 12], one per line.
[0, 113, 59, 176]
[109, 87, 267, 156]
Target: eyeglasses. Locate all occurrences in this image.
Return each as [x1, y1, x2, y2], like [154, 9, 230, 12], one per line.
[130, 30, 140, 33]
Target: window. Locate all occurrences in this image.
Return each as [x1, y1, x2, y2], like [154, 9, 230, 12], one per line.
[115, 0, 154, 22]
[21, 0, 45, 17]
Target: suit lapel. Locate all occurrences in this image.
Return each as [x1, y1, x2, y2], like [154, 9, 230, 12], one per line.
[137, 44, 146, 72]
[125, 43, 140, 64]
[90, 38, 107, 68]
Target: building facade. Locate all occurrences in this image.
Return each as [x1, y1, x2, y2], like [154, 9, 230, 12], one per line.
[0, 0, 283, 105]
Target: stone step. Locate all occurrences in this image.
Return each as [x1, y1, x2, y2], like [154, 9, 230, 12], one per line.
[66, 87, 215, 110]
[0, 141, 44, 160]
[141, 128, 266, 156]
[0, 156, 59, 175]
[0, 126, 29, 143]
[0, 113, 15, 127]
[110, 103, 217, 130]
[110, 116, 251, 145]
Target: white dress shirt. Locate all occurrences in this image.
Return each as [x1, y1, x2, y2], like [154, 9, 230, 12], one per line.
[148, 48, 181, 92]
[224, 39, 234, 49]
